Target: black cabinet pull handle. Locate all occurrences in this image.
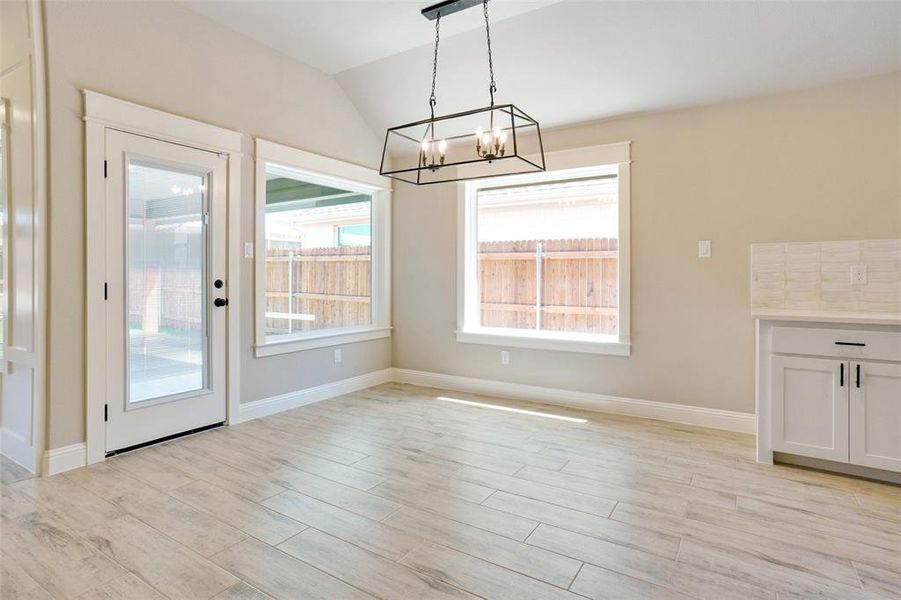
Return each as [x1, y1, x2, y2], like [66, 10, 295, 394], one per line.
[214, 298, 229, 307]
[840, 363, 844, 387]
[856, 364, 861, 388]
[835, 341, 866, 347]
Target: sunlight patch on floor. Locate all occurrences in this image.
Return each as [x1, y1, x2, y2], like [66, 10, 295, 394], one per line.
[436, 396, 588, 423]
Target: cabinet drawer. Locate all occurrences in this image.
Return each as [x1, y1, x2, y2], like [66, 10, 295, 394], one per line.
[772, 326, 901, 362]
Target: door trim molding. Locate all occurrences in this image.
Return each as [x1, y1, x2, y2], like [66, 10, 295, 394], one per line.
[83, 92, 242, 155]
[84, 91, 243, 465]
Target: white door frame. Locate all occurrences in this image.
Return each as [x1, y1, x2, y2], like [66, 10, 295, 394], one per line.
[84, 91, 242, 465]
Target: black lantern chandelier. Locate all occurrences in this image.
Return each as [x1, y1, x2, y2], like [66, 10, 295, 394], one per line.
[379, 0, 545, 185]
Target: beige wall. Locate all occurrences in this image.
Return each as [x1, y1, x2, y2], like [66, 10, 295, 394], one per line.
[44, 1, 390, 448]
[42, 0, 901, 447]
[392, 72, 901, 415]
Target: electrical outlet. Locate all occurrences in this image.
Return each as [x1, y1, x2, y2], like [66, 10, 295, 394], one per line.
[698, 240, 712, 258]
[244, 242, 254, 259]
[851, 264, 867, 286]
[334, 348, 342, 363]
[500, 350, 510, 365]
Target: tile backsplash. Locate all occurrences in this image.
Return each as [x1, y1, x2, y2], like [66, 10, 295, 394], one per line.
[751, 239, 901, 314]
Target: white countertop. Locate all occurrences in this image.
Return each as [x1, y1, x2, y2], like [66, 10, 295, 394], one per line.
[752, 309, 901, 326]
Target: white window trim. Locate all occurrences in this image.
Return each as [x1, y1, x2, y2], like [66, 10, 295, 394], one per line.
[457, 141, 631, 356]
[254, 139, 391, 357]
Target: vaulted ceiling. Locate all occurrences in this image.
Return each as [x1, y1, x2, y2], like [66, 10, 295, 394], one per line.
[184, 1, 901, 133]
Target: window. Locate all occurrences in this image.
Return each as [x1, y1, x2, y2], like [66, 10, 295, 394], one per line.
[254, 139, 391, 356]
[337, 224, 371, 247]
[458, 143, 631, 355]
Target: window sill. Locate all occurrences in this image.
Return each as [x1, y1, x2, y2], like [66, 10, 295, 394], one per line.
[456, 328, 631, 356]
[255, 326, 392, 357]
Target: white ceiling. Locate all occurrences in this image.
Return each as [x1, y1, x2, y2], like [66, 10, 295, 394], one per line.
[182, 0, 562, 75]
[185, 1, 901, 133]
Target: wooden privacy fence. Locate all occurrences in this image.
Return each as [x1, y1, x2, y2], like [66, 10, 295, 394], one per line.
[265, 246, 371, 333]
[479, 237, 618, 335]
[130, 269, 203, 332]
[129, 246, 373, 334]
[132, 238, 617, 336]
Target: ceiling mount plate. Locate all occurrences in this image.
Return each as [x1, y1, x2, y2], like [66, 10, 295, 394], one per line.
[421, 0, 484, 21]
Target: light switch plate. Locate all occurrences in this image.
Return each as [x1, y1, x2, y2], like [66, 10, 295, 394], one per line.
[244, 242, 254, 259]
[698, 240, 712, 258]
[500, 350, 510, 365]
[851, 264, 867, 286]
[334, 349, 342, 363]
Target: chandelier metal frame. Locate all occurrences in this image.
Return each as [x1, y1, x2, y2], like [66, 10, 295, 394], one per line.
[379, 0, 545, 185]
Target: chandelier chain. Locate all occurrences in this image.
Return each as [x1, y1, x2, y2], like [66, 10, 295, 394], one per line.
[483, 0, 496, 106]
[429, 12, 441, 118]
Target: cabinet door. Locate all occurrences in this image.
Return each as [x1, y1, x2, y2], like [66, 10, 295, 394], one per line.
[772, 356, 848, 462]
[850, 362, 901, 473]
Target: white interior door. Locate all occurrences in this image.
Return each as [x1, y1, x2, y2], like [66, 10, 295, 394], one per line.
[0, 0, 44, 472]
[850, 361, 901, 473]
[105, 130, 227, 454]
[772, 355, 849, 462]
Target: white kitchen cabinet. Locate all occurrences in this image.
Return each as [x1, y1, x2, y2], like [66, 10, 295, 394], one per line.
[771, 356, 848, 462]
[850, 362, 901, 472]
[756, 314, 901, 478]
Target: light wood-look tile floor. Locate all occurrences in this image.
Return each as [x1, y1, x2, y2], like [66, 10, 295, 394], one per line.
[1, 455, 35, 486]
[2, 383, 900, 599]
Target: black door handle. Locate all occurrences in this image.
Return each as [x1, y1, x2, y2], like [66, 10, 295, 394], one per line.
[840, 363, 844, 387]
[856, 364, 861, 388]
[214, 298, 228, 307]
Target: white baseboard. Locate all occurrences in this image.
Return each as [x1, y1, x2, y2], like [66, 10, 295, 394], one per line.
[392, 368, 756, 434]
[43, 443, 87, 476]
[238, 368, 394, 423]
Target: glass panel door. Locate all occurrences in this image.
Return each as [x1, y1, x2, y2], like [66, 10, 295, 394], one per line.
[127, 160, 208, 405]
[104, 129, 227, 455]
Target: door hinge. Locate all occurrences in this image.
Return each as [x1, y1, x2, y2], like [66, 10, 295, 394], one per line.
[104, 282, 108, 300]
[104, 404, 108, 422]
[103, 160, 108, 178]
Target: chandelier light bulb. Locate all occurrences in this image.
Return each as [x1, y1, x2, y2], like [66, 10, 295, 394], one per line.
[438, 139, 448, 154]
